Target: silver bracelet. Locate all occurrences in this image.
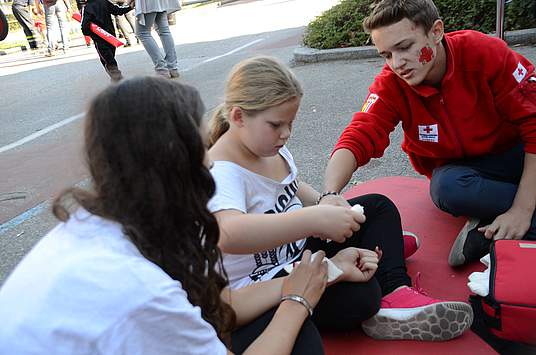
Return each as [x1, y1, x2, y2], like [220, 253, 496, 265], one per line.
[316, 191, 339, 205]
[280, 294, 313, 316]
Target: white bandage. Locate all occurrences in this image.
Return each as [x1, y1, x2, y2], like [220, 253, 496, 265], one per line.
[326, 204, 365, 243]
[283, 251, 343, 282]
[351, 203, 365, 216]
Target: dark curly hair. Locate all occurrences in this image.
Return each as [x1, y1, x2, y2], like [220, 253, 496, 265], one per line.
[53, 76, 236, 342]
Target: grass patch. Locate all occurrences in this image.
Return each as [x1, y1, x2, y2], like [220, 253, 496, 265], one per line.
[0, 40, 25, 50]
[304, 0, 536, 49]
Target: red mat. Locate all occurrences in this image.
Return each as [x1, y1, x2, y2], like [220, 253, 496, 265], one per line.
[322, 176, 496, 355]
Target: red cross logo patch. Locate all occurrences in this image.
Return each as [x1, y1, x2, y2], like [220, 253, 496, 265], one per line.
[513, 62, 528, 83]
[418, 124, 439, 143]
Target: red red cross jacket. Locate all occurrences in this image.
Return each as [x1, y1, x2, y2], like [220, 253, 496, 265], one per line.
[333, 30, 536, 178]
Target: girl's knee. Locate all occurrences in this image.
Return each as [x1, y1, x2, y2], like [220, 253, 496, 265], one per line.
[349, 193, 395, 209]
[352, 193, 400, 221]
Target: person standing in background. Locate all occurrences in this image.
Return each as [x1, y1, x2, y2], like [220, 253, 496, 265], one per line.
[11, 0, 41, 50]
[134, 0, 180, 78]
[35, 0, 72, 56]
[113, 2, 137, 47]
[81, 0, 132, 81]
[75, 0, 91, 46]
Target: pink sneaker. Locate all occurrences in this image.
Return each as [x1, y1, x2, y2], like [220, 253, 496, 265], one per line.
[403, 231, 420, 259]
[362, 274, 473, 341]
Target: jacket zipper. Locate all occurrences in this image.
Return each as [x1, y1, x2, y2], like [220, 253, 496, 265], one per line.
[438, 94, 465, 158]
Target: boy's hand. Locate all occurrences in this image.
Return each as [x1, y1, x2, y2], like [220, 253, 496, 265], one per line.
[478, 208, 531, 240]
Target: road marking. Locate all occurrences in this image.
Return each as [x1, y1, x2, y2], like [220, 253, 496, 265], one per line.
[0, 200, 49, 235]
[1, 39, 264, 154]
[184, 38, 264, 71]
[0, 113, 84, 154]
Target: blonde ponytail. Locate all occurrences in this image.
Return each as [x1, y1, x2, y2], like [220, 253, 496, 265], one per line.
[208, 104, 230, 148]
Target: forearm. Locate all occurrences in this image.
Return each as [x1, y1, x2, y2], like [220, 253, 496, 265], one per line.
[296, 181, 320, 207]
[242, 301, 308, 355]
[323, 148, 357, 193]
[511, 152, 536, 215]
[217, 209, 317, 254]
[223, 278, 285, 327]
[109, 2, 131, 15]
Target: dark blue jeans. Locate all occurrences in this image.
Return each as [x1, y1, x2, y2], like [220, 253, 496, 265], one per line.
[429, 143, 536, 239]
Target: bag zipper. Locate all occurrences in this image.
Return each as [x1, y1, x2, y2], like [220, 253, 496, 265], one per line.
[489, 241, 497, 299]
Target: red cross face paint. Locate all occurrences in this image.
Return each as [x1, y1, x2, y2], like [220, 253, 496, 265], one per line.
[419, 45, 434, 65]
[371, 18, 444, 87]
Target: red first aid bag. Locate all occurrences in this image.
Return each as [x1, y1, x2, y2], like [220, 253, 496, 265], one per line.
[480, 240, 536, 344]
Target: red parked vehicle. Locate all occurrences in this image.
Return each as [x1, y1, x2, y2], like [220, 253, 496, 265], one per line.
[0, 8, 8, 41]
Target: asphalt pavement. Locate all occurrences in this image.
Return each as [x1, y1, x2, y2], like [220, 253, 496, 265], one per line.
[1, 0, 535, 284]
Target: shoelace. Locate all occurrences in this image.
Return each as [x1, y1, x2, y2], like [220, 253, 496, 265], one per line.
[410, 271, 428, 296]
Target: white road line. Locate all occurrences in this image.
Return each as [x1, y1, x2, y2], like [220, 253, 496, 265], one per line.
[0, 39, 264, 154]
[0, 113, 85, 154]
[183, 38, 264, 71]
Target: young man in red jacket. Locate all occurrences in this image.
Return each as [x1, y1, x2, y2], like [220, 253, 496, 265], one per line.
[321, 0, 536, 266]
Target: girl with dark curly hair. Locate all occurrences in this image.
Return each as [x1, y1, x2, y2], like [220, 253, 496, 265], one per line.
[0, 76, 329, 355]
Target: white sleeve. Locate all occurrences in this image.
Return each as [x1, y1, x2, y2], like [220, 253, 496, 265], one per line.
[208, 164, 248, 214]
[96, 285, 227, 355]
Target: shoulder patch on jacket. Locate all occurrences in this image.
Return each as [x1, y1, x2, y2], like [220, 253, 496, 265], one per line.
[361, 93, 379, 112]
[513, 62, 528, 83]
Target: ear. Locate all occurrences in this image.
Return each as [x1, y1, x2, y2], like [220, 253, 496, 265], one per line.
[430, 19, 444, 44]
[229, 107, 245, 127]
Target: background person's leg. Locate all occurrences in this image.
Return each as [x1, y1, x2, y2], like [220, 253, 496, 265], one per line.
[124, 11, 136, 31]
[12, 3, 39, 49]
[154, 11, 177, 71]
[115, 15, 132, 45]
[135, 12, 168, 75]
[55, 1, 69, 50]
[92, 37, 121, 81]
[44, 5, 57, 52]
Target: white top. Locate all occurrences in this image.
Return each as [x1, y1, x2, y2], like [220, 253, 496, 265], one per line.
[208, 146, 306, 289]
[134, 0, 181, 25]
[0, 209, 226, 355]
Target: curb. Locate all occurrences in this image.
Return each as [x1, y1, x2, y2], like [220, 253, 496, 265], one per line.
[0, 46, 26, 56]
[294, 28, 536, 64]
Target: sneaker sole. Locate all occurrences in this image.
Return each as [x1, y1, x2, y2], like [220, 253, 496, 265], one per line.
[448, 218, 479, 267]
[362, 302, 473, 341]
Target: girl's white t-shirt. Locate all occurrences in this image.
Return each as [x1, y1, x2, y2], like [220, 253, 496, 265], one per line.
[208, 146, 306, 289]
[0, 209, 226, 355]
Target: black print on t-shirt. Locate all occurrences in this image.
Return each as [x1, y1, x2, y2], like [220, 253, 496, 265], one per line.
[250, 180, 303, 282]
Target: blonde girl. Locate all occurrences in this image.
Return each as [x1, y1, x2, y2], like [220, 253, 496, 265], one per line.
[207, 56, 473, 347]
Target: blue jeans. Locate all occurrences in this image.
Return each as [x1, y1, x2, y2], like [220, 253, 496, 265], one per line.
[135, 12, 177, 72]
[44, 1, 69, 50]
[430, 143, 536, 239]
